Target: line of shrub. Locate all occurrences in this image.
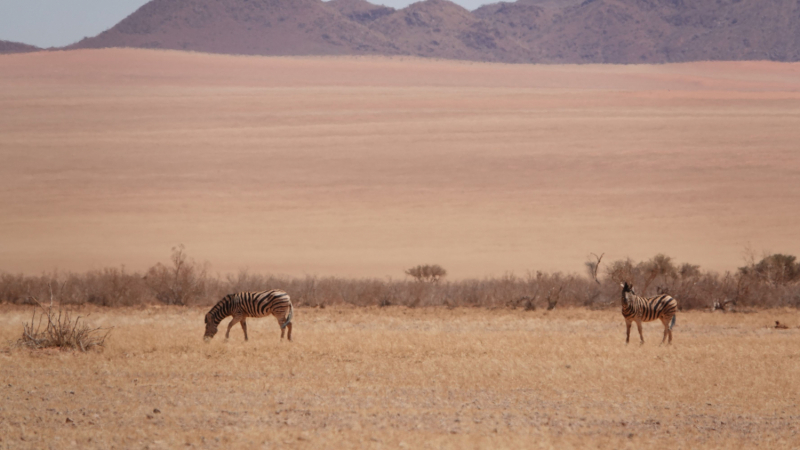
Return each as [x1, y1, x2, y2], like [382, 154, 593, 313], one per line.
[1, 246, 798, 310]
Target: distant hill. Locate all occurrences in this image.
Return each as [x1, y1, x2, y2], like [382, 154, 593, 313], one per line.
[68, 0, 800, 63]
[367, 0, 529, 62]
[68, 0, 398, 56]
[327, 0, 394, 24]
[0, 40, 41, 54]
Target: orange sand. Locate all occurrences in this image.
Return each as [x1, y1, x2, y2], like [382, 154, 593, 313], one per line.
[1, 49, 799, 278]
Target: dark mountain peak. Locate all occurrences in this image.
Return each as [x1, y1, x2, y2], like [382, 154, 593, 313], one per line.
[514, 0, 583, 8]
[0, 40, 41, 54]
[327, 0, 376, 6]
[70, 0, 397, 55]
[326, 0, 395, 24]
[367, 0, 531, 62]
[406, 0, 472, 15]
[474, 1, 547, 20]
[374, 0, 475, 31]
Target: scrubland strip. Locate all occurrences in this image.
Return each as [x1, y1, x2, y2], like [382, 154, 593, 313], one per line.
[2, 251, 799, 310]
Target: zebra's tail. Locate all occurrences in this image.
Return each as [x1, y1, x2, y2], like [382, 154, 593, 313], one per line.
[280, 303, 293, 330]
[669, 314, 676, 330]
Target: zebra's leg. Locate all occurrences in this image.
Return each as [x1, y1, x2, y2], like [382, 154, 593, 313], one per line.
[660, 317, 669, 345]
[276, 315, 286, 340]
[241, 318, 248, 341]
[226, 316, 241, 339]
[626, 319, 632, 344]
[668, 317, 673, 344]
[636, 319, 644, 344]
[275, 312, 292, 341]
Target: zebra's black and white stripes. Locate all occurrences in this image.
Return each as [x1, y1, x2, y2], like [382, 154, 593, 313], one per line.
[204, 289, 293, 341]
[621, 282, 677, 344]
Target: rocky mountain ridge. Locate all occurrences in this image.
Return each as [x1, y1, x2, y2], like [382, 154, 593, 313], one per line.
[29, 0, 800, 63]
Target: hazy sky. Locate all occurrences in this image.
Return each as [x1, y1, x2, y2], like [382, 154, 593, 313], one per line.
[0, 0, 496, 48]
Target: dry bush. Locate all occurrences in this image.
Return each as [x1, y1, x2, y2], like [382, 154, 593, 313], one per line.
[405, 264, 447, 282]
[16, 301, 111, 352]
[1, 249, 799, 311]
[602, 252, 800, 311]
[741, 253, 800, 286]
[0, 273, 41, 304]
[55, 268, 151, 307]
[144, 245, 208, 306]
[0, 271, 152, 307]
[80, 267, 149, 307]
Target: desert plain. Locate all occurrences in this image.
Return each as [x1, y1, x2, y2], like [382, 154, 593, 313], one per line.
[2, 306, 800, 449]
[1, 49, 799, 277]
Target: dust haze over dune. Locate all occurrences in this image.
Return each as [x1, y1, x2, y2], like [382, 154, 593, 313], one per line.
[1, 49, 799, 278]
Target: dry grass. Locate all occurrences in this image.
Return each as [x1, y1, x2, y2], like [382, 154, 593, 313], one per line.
[16, 304, 111, 352]
[1, 305, 799, 449]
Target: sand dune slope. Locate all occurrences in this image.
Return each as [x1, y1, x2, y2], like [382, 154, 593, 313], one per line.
[1, 49, 799, 277]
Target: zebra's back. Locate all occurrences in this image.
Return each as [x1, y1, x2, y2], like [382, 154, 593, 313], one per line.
[623, 294, 677, 322]
[234, 289, 292, 319]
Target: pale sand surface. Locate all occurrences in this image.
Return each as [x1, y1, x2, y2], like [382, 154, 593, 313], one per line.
[0, 307, 800, 449]
[1, 307, 799, 449]
[1, 49, 799, 277]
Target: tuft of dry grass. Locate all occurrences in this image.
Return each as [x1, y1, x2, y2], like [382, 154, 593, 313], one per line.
[1, 305, 799, 449]
[15, 303, 111, 352]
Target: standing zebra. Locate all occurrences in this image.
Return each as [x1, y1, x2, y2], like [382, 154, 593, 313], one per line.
[204, 289, 293, 341]
[620, 282, 677, 345]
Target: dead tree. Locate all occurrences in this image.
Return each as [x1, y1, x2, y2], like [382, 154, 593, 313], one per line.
[585, 253, 604, 284]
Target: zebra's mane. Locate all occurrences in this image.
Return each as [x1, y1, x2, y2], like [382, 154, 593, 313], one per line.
[206, 294, 235, 325]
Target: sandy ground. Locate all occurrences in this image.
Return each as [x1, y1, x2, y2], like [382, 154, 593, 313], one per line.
[1, 49, 799, 278]
[1, 306, 799, 449]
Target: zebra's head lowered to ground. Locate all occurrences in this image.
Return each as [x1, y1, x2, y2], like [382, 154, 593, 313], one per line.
[203, 293, 235, 341]
[203, 313, 219, 341]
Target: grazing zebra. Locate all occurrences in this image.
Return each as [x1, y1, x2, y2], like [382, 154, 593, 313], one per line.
[620, 282, 677, 345]
[204, 290, 293, 342]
